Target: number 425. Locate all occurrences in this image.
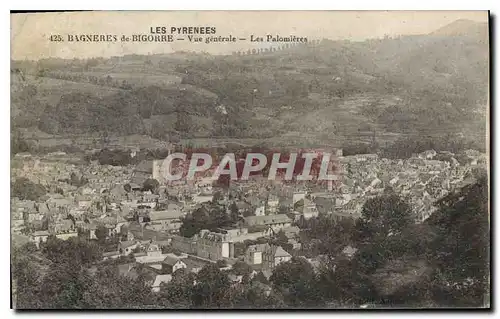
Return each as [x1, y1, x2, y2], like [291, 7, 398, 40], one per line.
[49, 35, 63, 42]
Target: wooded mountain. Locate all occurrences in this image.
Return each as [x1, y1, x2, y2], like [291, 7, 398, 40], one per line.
[11, 19, 488, 151]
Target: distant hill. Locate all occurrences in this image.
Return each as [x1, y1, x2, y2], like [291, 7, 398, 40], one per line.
[430, 19, 488, 39]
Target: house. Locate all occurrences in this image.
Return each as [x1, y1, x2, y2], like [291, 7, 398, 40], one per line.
[118, 240, 140, 256]
[235, 200, 253, 216]
[80, 221, 98, 240]
[13, 200, 37, 222]
[418, 150, 437, 160]
[195, 177, 213, 194]
[55, 230, 78, 241]
[95, 216, 119, 237]
[51, 219, 75, 233]
[103, 251, 121, 260]
[292, 192, 306, 205]
[135, 242, 166, 264]
[254, 205, 266, 216]
[126, 222, 170, 242]
[243, 214, 292, 232]
[147, 207, 183, 232]
[76, 195, 93, 209]
[266, 195, 279, 214]
[245, 243, 292, 269]
[244, 243, 268, 265]
[263, 245, 292, 269]
[295, 199, 318, 220]
[24, 209, 43, 223]
[225, 228, 266, 243]
[282, 226, 300, 238]
[31, 230, 50, 248]
[288, 238, 302, 250]
[192, 194, 213, 204]
[334, 197, 364, 221]
[342, 245, 358, 259]
[162, 256, 187, 274]
[47, 195, 73, 209]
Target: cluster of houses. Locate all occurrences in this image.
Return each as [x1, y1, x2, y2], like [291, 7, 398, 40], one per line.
[11, 147, 486, 292]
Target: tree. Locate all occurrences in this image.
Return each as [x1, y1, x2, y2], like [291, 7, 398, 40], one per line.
[82, 264, 157, 309]
[42, 236, 102, 267]
[96, 149, 133, 166]
[212, 191, 223, 203]
[425, 177, 489, 307]
[12, 177, 46, 201]
[231, 261, 252, 276]
[228, 281, 286, 309]
[123, 183, 132, 193]
[209, 206, 231, 230]
[270, 257, 322, 307]
[316, 256, 378, 306]
[12, 244, 45, 308]
[142, 178, 159, 193]
[355, 193, 413, 245]
[37, 263, 92, 308]
[95, 225, 108, 244]
[179, 207, 209, 238]
[11, 130, 31, 155]
[253, 271, 269, 285]
[229, 202, 240, 222]
[303, 216, 355, 257]
[158, 268, 195, 307]
[191, 263, 231, 308]
[175, 111, 192, 133]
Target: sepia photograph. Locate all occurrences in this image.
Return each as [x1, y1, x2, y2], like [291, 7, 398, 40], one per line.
[10, 10, 490, 310]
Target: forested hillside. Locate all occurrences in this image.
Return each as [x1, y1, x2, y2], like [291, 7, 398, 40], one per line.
[11, 20, 488, 154]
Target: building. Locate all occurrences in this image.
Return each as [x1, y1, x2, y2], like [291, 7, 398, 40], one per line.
[103, 251, 120, 260]
[296, 198, 319, 220]
[31, 230, 49, 248]
[265, 245, 292, 269]
[244, 243, 268, 265]
[118, 240, 140, 255]
[171, 235, 197, 255]
[147, 207, 183, 232]
[244, 214, 292, 232]
[244, 243, 292, 269]
[196, 229, 232, 261]
[135, 242, 167, 264]
[162, 256, 187, 274]
[292, 192, 306, 205]
[266, 195, 279, 214]
[254, 205, 266, 216]
[55, 231, 78, 241]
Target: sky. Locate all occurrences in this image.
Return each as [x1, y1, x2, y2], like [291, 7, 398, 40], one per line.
[11, 11, 488, 60]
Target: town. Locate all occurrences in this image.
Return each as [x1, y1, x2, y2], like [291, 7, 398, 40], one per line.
[11, 145, 486, 297]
